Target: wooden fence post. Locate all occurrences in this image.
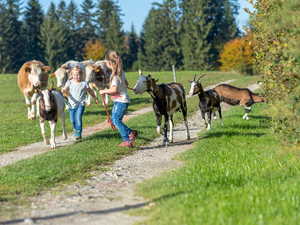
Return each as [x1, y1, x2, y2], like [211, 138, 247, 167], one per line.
[172, 65, 177, 83]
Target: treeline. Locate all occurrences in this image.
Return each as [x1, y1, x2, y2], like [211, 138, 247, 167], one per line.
[250, 0, 300, 143]
[0, 0, 240, 73]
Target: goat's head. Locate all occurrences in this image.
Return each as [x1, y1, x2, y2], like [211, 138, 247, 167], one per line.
[35, 81, 55, 112]
[133, 69, 158, 95]
[188, 74, 206, 96]
[50, 67, 68, 87]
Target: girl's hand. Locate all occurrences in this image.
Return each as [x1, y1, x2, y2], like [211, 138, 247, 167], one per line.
[99, 90, 105, 95]
[95, 99, 99, 104]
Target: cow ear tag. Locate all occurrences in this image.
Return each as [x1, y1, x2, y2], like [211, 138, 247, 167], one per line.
[35, 89, 37, 93]
[96, 69, 99, 72]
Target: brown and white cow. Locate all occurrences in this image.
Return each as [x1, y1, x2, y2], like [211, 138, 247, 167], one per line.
[85, 60, 112, 106]
[133, 70, 190, 147]
[18, 60, 50, 120]
[50, 60, 86, 88]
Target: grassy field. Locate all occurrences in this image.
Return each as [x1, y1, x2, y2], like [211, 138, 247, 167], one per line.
[0, 72, 261, 212]
[0, 71, 259, 153]
[134, 104, 300, 224]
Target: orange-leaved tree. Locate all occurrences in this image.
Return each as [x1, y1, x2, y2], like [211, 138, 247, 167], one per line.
[83, 39, 107, 61]
[218, 34, 255, 75]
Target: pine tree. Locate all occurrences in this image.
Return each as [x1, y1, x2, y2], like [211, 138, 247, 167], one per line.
[63, 0, 84, 60]
[123, 24, 139, 71]
[0, 0, 24, 73]
[139, 7, 165, 71]
[154, 0, 182, 70]
[180, 0, 214, 70]
[105, 8, 125, 56]
[95, 0, 117, 43]
[79, 0, 96, 42]
[39, 3, 69, 71]
[56, 0, 67, 21]
[22, 0, 44, 62]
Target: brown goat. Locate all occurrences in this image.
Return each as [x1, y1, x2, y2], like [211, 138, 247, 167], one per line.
[213, 84, 265, 120]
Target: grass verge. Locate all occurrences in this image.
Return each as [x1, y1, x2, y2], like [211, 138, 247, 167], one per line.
[133, 104, 300, 224]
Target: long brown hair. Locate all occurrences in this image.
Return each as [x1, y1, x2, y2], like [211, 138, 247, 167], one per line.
[105, 50, 123, 84]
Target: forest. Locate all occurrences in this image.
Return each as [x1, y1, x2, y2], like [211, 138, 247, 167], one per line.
[0, 0, 242, 73]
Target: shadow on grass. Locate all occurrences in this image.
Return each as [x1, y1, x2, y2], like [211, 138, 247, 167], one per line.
[0, 191, 187, 225]
[200, 131, 265, 139]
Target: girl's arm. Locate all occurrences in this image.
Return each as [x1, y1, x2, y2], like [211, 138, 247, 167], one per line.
[87, 87, 99, 104]
[61, 86, 69, 95]
[99, 86, 118, 95]
[125, 79, 128, 87]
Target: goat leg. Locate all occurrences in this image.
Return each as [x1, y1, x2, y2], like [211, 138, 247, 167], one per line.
[162, 115, 169, 147]
[168, 115, 174, 143]
[40, 121, 49, 145]
[218, 107, 224, 126]
[243, 107, 251, 120]
[207, 112, 212, 130]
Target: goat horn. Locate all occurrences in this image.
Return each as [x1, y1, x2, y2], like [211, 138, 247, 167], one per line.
[139, 69, 143, 76]
[49, 81, 54, 91]
[193, 74, 196, 81]
[196, 74, 206, 82]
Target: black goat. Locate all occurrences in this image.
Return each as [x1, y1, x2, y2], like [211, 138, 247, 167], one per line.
[189, 74, 224, 130]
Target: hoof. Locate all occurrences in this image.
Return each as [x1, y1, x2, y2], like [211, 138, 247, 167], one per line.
[45, 139, 50, 145]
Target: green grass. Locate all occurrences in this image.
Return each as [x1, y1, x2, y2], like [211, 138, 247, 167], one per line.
[0, 71, 257, 153]
[0, 72, 261, 214]
[134, 104, 300, 225]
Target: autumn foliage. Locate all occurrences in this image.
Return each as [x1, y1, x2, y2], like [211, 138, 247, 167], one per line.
[218, 35, 255, 75]
[83, 39, 107, 61]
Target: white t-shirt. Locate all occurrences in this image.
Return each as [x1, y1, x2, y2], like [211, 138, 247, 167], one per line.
[66, 80, 90, 108]
[110, 71, 130, 103]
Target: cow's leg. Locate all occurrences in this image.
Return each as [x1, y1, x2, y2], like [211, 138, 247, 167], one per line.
[49, 120, 57, 149]
[169, 115, 174, 143]
[156, 115, 162, 135]
[163, 115, 169, 147]
[218, 107, 224, 126]
[60, 114, 67, 140]
[207, 112, 212, 130]
[23, 89, 32, 119]
[86, 84, 94, 106]
[29, 92, 38, 120]
[181, 105, 190, 140]
[40, 120, 49, 145]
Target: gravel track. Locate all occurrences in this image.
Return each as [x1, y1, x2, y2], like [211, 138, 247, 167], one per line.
[0, 81, 260, 225]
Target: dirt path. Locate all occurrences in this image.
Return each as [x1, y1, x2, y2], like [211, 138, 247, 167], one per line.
[0, 82, 260, 225]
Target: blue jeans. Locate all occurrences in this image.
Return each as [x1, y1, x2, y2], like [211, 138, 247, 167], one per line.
[69, 105, 85, 133]
[111, 102, 131, 142]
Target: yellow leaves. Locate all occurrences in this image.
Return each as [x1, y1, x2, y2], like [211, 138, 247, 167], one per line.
[83, 39, 107, 61]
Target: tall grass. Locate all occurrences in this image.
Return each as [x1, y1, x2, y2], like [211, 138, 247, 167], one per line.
[135, 104, 300, 225]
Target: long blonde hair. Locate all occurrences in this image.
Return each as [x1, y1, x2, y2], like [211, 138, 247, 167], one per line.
[105, 50, 123, 84]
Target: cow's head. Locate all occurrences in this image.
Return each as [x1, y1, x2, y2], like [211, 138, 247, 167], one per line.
[50, 67, 69, 87]
[85, 64, 99, 83]
[188, 74, 206, 96]
[133, 70, 158, 95]
[26, 63, 50, 87]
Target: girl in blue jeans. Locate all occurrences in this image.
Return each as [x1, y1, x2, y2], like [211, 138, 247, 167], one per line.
[100, 50, 137, 147]
[62, 66, 98, 139]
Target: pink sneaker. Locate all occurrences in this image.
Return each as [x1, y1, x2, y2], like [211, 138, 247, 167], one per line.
[129, 130, 138, 145]
[117, 140, 132, 148]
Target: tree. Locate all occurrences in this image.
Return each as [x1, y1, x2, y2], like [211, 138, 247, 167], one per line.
[0, 0, 24, 73]
[83, 39, 107, 61]
[105, 8, 125, 56]
[79, 0, 96, 42]
[123, 24, 139, 71]
[138, 7, 165, 71]
[95, 0, 116, 43]
[22, 0, 44, 62]
[218, 34, 254, 75]
[39, 3, 69, 71]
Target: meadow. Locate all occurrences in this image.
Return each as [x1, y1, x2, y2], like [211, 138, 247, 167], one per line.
[134, 104, 300, 224]
[0, 71, 257, 153]
[0, 71, 262, 216]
